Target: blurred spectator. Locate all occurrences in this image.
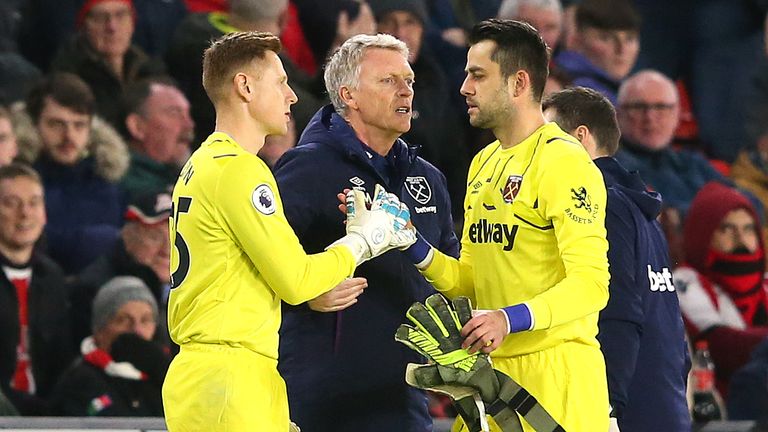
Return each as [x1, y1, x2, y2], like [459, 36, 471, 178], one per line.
[0, 107, 19, 166]
[0, 52, 42, 106]
[14, 73, 128, 275]
[16, 0, 82, 71]
[370, 0, 470, 221]
[49, 276, 170, 416]
[70, 189, 173, 353]
[50, 0, 165, 128]
[183, 0, 227, 13]
[554, 0, 640, 104]
[166, 0, 324, 146]
[291, 0, 376, 72]
[0, 163, 73, 415]
[258, 120, 296, 168]
[130, 0, 188, 57]
[615, 70, 726, 215]
[633, 0, 765, 163]
[728, 337, 768, 421]
[119, 78, 193, 200]
[497, 0, 563, 52]
[281, 1, 318, 76]
[674, 182, 768, 398]
[732, 130, 768, 226]
[16, 0, 185, 70]
[0, 0, 41, 106]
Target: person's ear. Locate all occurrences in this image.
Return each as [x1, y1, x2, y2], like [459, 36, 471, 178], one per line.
[340, 86, 358, 110]
[574, 125, 589, 143]
[508, 71, 530, 98]
[234, 73, 254, 102]
[125, 113, 145, 141]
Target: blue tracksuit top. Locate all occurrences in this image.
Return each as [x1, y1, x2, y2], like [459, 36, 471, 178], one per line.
[595, 157, 691, 432]
[274, 105, 460, 432]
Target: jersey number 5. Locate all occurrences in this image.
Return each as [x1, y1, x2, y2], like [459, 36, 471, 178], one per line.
[171, 196, 192, 288]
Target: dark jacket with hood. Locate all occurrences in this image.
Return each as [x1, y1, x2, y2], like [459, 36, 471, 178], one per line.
[12, 105, 130, 275]
[595, 157, 691, 431]
[274, 105, 459, 432]
[674, 181, 768, 397]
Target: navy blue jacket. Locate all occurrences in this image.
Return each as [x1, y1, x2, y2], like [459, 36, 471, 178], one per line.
[274, 106, 459, 432]
[595, 157, 691, 431]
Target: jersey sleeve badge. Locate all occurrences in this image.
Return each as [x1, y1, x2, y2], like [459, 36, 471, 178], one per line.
[252, 184, 276, 215]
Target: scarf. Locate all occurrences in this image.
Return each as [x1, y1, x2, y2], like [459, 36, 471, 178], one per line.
[705, 248, 768, 325]
[81, 336, 147, 381]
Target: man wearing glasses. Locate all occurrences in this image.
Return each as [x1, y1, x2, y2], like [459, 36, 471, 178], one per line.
[615, 69, 729, 215]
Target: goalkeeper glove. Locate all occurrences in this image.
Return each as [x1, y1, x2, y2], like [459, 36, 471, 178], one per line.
[329, 184, 416, 265]
[396, 294, 478, 371]
[396, 295, 565, 432]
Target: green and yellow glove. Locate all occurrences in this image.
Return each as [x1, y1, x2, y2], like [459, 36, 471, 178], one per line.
[396, 294, 564, 432]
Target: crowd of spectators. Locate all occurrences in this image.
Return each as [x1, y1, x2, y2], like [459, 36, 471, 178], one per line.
[0, 0, 767, 423]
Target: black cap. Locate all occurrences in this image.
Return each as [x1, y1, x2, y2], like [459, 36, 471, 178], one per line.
[124, 189, 172, 225]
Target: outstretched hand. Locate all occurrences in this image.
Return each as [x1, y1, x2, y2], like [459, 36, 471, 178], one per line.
[308, 277, 367, 312]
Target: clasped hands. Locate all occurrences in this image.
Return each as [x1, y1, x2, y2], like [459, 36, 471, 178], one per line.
[331, 184, 417, 265]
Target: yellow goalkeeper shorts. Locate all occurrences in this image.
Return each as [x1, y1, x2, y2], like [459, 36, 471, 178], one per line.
[163, 343, 289, 432]
[451, 341, 609, 432]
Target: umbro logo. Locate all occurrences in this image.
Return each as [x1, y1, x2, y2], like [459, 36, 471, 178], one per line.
[349, 177, 365, 187]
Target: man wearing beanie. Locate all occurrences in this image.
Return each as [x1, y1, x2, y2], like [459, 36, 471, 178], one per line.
[50, 0, 164, 128]
[674, 182, 768, 399]
[49, 276, 170, 416]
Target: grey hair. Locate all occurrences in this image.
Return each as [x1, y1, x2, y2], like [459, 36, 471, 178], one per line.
[498, 0, 563, 19]
[324, 34, 409, 115]
[229, 0, 288, 22]
[617, 69, 679, 105]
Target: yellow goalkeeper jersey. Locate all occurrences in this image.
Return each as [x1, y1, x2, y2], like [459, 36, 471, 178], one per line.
[423, 122, 610, 357]
[167, 132, 356, 359]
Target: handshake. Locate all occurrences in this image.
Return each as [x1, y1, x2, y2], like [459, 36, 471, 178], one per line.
[329, 184, 417, 265]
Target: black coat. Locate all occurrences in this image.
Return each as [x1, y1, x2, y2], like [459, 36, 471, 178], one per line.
[0, 253, 73, 415]
[49, 333, 169, 417]
[50, 34, 165, 128]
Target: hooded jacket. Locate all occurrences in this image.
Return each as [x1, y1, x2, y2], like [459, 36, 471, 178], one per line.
[595, 157, 691, 431]
[674, 181, 768, 396]
[274, 105, 459, 432]
[12, 105, 130, 274]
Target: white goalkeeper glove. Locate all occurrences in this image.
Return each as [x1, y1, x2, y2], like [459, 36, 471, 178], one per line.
[329, 184, 416, 265]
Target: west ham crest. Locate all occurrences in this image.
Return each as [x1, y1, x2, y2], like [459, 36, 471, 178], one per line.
[501, 175, 523, 204]
[405, 176, 432, 205]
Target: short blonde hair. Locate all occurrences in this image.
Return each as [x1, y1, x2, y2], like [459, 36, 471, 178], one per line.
[202, 31, 282, 105]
